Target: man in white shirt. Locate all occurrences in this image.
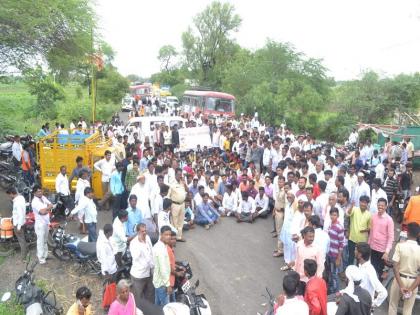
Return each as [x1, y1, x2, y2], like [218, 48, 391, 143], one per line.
[11, 135, 22, 167]
[70, 187, 98, 242]
[94, 150, 115, 210]
[96, 224, 117, 279]
[374, 159, 387, 184]
[221, 184, 238, 217]
[262, 141, 272, 171]
[130, 223, 155, 304]
[275, 274, 309, 315]
[255, 187, 269, 218]
[352, 172, 371, 207]
[236, 191, 257, 223]
[31, 185, 53, 264]
[55, 165, 74, 212]
[157, 198, 177, 234]
[129, 174, 154, 223]
[370, 178, 388, 214]
[112, 209, 134, 267]
[7, 187, 28, 260]
[355, 242, 387, 308]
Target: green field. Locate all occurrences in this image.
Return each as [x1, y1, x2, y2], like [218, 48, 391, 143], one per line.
[0, 81, 119, 137]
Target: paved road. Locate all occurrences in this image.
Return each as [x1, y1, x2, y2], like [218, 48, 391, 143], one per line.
[174, 217, 283, 315]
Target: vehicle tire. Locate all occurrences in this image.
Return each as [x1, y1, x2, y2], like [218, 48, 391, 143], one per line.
[52, 247, 71, 261]
[0, 177, 11, 190]
[47, 230, 56, 249]
[0, 242, 15, 257]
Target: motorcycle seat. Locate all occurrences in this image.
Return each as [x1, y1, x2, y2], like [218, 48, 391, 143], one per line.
[77, 241, 96, 256]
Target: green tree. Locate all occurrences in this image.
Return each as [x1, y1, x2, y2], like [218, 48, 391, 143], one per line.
[0, 0, 95, 76]
[23, 67, 65, 119]
[181, 1, 241, 86]
[158, 45, 178, 71]
[96, 66, 129, 104]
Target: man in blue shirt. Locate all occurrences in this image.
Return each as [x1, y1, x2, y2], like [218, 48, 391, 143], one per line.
[110, 162, 125, 220]
[140, 148, 150, 171]
[194, 193, 220, 230]
[126, 194, 143, 237]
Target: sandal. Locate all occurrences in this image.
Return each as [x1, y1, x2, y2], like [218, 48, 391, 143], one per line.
[272, 251, 283, 257]
[280, 265, 291, 271]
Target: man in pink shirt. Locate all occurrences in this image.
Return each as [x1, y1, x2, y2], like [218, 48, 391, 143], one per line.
[368, 197, 394, 279]
[290, 226, 325, 282]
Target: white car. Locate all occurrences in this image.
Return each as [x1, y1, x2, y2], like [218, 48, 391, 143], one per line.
[121, 96, 134, 112]
[166, 96, 179, 107]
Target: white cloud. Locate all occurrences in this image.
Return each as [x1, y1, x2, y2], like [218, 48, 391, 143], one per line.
[96, 0, 420, 80]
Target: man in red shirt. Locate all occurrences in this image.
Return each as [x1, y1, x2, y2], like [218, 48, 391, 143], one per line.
[304, 259, 327, 315]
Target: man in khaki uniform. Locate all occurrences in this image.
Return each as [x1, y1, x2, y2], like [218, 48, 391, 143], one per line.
[388, 222, 420, 315]
[168, 168, 187, 242]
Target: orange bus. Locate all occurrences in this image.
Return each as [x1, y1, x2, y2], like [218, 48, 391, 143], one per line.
[182, 90, 235, 118]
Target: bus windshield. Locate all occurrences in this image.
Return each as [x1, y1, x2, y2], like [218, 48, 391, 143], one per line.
[205, 97, 234, 113]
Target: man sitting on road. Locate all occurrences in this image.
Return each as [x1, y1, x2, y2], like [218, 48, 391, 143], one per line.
[194, 193, 220, 230]
[236, 191, 257, 223]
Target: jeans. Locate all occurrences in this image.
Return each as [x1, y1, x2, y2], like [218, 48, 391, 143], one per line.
[155, 286, 169, 306]
[347, 240, 356, 266]
[112, 193, 123, 220]
[86, 223, 97, 242]
[327, 255, 339, 294]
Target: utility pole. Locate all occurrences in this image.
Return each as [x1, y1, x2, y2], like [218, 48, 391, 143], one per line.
[91, 27, 96, 124]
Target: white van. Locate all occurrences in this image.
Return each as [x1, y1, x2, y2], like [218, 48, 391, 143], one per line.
[124, 116, 187, 139]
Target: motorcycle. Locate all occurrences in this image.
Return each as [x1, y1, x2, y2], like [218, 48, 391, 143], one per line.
[173, 261, 211, 315]
[0, 212, 37, 257]
[1, 260, 62, 315]
[50, 193, 73, 219]
[51, 222, 101, 275]
[257, 288, 275, 315]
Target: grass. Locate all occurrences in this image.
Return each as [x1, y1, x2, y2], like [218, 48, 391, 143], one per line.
[0, 80, 119, 137]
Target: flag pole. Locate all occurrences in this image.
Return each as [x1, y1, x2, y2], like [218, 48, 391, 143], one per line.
[91, 27, 96, 124]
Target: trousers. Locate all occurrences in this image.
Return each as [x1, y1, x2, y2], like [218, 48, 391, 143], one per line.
[155, 286, 169, 306]
[14, 226, 28, 259]
[35, 223, 48, 263]
[171, 203, 185, 240]
[131, 275, 155, 305]
[388, 276, 418, 315]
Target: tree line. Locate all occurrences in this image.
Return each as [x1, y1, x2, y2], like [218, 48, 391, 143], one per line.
[148, 1, 420, 142]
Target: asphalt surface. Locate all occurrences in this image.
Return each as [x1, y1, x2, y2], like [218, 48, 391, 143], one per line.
[1, 111, 418, 314]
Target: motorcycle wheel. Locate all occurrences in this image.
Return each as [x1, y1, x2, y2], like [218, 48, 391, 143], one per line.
[0, 242, 15, 257]
[52, 247, 71, 261]
[0, 177, 12, 190]
[47, 230, 56, 248]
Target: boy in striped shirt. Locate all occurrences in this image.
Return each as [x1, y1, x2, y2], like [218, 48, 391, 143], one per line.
[327, 207, 345, 294]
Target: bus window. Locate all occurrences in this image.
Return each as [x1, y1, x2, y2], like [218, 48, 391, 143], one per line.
[206, 97, 216, 110]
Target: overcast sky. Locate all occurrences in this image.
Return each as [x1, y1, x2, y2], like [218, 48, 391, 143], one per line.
[96, 0, 420, 81]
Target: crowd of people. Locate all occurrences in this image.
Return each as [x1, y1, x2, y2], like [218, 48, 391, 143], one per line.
[5, 110, 420, 315]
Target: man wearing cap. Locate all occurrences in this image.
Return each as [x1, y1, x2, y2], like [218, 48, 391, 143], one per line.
[168, 168, 187, 242]
[336, 265, 372, 315]
[351, 172, 370, 207]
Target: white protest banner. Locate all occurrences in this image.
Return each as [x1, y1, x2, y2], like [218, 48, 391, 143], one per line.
[179, 126, 212, 151]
